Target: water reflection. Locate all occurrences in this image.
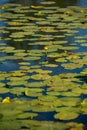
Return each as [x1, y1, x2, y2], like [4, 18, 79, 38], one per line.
[9, 0, 86, 8]
[10, 0, 79, 7]
[0, 0, 10, 5]
[77, 0, 87, 8]
[10, 0, 43, 6]
[54, 0, 79, 7]
[0, 0, 87, 7]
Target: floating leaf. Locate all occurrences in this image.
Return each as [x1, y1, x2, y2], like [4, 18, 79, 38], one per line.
[62, 62, 83, 70]
[81, 43, 87, 47]
[43, 64, 58, 68]
[25, 81, 46, 88]
[11, 70, 27, 77]
[17, 112, 38, 119]
[46, 91, 61, 96]
[55, 57, 67, 63]
[61, 91, 81, 97]
[31, 74, 51, 80]
[54, 111, 79, 120]
[60, 97, 81, 106]
[80, 99, 87, 107]
[0, 87, 9, 94]
[7, 80, 27, 86]
[18, 62, 30, 66]
[24, 88, 43, 97]
[0, 82, 5, 87]
[23, 56, 41, 61]
[38, 95, 57, 102]
[41, 1, 56, 5]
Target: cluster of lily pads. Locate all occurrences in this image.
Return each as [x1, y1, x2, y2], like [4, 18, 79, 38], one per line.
[0, 0, 87, 129]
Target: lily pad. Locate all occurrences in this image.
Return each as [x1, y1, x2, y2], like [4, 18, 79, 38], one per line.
[25, 87, 43, 94]
[0, 87, 9, 94]
[55, 57, 67, 63]
[25, 81, 46, 88]
[41, 1, 56, 5]
[23, 56, 41, 61]
[54, 110, 79, 120]
[7, 80, 27, 86]
[62, 62, 83, 70]
[43, 64, 58, 68]
[38, 95, 57, 102]
[60, 97, 81, 106]
[17, 112, 38, 119]
[31, 74, 51, 80]
[81, 43, 87, 47]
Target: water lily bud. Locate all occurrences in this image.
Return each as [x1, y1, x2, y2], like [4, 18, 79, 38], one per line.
[44, 46, 48, 51]
[2, 97, 11, 103]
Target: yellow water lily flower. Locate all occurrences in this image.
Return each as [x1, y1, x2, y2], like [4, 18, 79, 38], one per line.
[80, 10, 84, 13]
[31, 5, 43, 9]
[8, 21, 22, 25]
[44, 46, 48, 51]
[2, 97, 11, 104]
[38, 11, 42, 15]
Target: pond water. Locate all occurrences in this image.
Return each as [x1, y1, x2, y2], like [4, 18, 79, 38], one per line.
[0, 0, 87, 130]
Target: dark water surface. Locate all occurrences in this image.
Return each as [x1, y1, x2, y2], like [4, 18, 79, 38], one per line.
[0, 0, 87, 7]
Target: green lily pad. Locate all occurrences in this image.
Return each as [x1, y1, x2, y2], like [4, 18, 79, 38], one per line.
[41, 1, 56, 5]
[80, 99, 87, 107]
[10, 70, 27, 77]
[18, 62, 30, 66]
[80, 68, 87, 75]
[25, 88, 43, 94]
[46, 91, 61, 96]
[17, 112, 38, 119]
[7, 80, 27, 86]
[43, 64, 58, 68]
[19, 65, 30, 70]
[60, 91, 81, 97]
[48, 52, 62, 58]
[31, 105, 54, 112]
[38, 95, 57, 102]
[59, 46, 79, 50]
[7, 75, 30, 81]
[23, 56, 41, 61]
[75, 40, 87, 43]
[24, 88, 43, 97]
[60, 97, 81, 106]
[10, 87, 25, 96]
[25, 81, 46, 88]
[62, 62, 83, 70]
[81, 43, 87, 47]
[0, 87, 9, 94]
[31, 74, 51, 80]
[14, 52, 27, 57]
[33, 69, 52, 74]
[0, 82, 5, 87]
[52, 40, 67, 45]
[54, 111, 79, 120]
[0, 121, 21, 130]
[55, 57, 67, 63]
